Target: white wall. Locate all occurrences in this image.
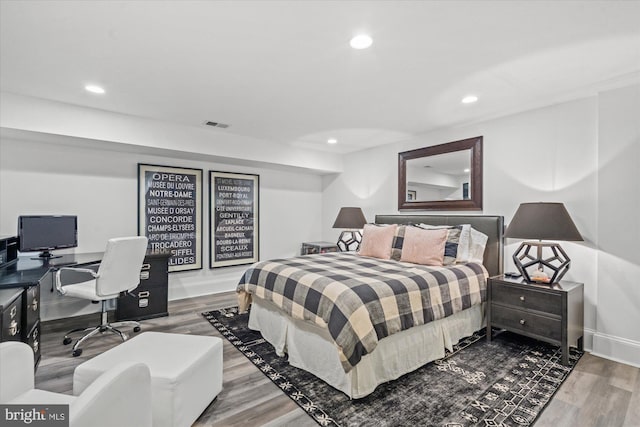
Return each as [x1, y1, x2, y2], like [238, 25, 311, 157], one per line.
[594, 83, 640, 365]
[323, 84, 640, 367]
[0, 92, 343, 175]
[323, 95, 606, 355]
[2, 84, 638, 366]
[0, 137, 323, 320]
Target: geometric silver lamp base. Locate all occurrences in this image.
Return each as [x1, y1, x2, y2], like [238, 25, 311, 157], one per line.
[512, 241, 571, 284]
[336, 230, 362, 252]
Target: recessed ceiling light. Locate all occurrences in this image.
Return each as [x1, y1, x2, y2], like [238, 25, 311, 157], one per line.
[327, 138, 338, 144]
[461, 95, 478, 104]
[85, 84, 105, 94]
[350, 34, 373, 50]
[464, 168, 471, 173]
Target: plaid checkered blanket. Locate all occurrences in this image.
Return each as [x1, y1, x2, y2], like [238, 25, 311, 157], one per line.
[237, 252, 488, 372]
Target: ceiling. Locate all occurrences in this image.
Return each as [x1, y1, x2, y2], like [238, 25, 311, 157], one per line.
[1, 1, 639, 154]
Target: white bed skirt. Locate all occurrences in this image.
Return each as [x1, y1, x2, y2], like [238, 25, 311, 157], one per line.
[248, 299, 486, 399]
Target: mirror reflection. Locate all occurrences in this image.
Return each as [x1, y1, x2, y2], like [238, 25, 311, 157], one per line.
[398, 136, 482, 210]
[405, 150, 471, 201]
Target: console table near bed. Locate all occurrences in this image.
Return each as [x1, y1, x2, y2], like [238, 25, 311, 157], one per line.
[487, 275, 584, 366]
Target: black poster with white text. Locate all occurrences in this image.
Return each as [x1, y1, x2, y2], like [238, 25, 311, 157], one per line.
[138, 164, 202, 272]
[210, 172, 259, 268]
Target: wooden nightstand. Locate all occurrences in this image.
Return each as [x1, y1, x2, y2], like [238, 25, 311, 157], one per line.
[487, 275, 584, 365]
[300, 242, 338, 256]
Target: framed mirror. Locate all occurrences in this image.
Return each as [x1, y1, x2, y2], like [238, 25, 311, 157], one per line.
[398, 136, 483, 210]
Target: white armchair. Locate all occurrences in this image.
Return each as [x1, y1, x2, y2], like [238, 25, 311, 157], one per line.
[0, 341, 152, 427]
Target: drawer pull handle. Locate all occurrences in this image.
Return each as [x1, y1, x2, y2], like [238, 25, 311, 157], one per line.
[9, 319, 19, 336]
[519, 319, 526, 325]
[519, 296, 525, 302]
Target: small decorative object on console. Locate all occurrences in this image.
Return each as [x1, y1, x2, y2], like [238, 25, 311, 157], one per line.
[530, 268, 550, 283]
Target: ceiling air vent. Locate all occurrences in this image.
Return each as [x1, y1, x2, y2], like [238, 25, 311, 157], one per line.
[204, 121, 230, 129]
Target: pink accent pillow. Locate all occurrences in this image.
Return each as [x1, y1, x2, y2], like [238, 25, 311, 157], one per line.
[399, 226, 448, 266]
[358, 224, 398, 260]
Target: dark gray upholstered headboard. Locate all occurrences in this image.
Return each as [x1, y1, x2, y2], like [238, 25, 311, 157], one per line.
[375, 214, 504, 277]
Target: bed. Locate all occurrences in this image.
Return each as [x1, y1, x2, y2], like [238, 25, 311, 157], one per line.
[237, 214, 504, 398]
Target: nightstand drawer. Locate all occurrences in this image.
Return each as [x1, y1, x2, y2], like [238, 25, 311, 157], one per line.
[491, 305, 562, 341]
[487, 275, 584, 366]
[491, 282, 562, 316]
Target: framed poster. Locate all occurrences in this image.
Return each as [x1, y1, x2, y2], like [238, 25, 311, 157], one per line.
[138, 164, 203, 272]
[210, 171, 259, 268]
[462, 182, 469, 200]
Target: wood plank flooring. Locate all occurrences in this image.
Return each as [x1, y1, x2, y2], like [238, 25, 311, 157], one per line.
[36, 292, 639, 427]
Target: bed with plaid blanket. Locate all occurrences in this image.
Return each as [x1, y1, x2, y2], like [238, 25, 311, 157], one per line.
[237, 252, 488, 372]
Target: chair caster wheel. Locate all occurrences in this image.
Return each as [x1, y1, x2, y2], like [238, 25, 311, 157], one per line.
[133, 326, 141, 333]
[63, 337, 72, 345]
[72, 348, 83, 357]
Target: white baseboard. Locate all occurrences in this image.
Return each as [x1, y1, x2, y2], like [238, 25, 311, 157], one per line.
[167, 277, 237, 301]
[582, 327, 595, 352]
[590, 331, 640, 368]
[166, 264, 246, 301]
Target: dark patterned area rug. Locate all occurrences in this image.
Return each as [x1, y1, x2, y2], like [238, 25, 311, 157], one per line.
[202, 307, 582, 427]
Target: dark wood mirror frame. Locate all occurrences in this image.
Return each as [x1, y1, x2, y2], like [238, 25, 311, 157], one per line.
[398, 136, 483, 211]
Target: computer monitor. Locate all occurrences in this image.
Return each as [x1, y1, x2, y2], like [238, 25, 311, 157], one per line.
[18, 215, 78, 258]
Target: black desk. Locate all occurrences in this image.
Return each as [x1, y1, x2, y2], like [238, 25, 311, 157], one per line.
[0, 252, 168, 367]
[0, 253, 103, 289]
[1, 253, 102, 367]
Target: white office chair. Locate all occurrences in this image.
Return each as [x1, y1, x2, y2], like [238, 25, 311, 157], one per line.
[0, 341, 152, 427]
[55, 236, 149, 357]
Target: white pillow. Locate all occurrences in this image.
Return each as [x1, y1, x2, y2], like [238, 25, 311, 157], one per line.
[468, 227, 489, 263]
[456, 224, 472, 263]
[417, 224, 450, 230]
